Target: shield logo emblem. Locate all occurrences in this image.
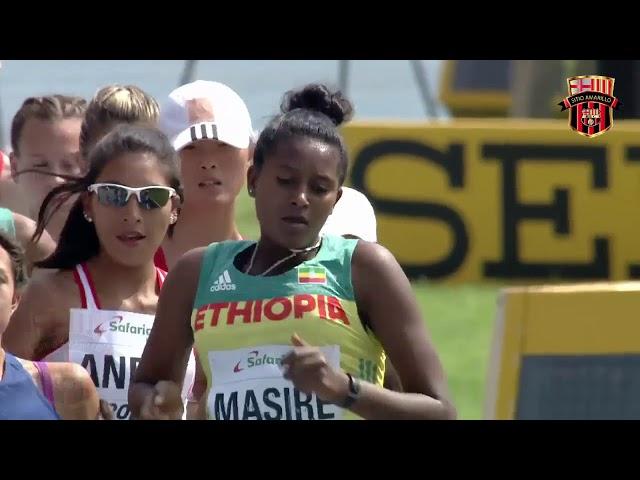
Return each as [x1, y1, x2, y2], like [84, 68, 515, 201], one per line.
[558, 75, 621, 138]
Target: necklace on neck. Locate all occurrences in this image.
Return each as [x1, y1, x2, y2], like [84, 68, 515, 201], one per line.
[245, 236, 323, 277]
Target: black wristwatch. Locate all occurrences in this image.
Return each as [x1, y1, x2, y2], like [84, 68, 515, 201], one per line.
[339, 372, 361, 408]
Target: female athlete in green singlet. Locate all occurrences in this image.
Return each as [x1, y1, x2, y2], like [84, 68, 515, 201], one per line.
[129, 84, 456, 420]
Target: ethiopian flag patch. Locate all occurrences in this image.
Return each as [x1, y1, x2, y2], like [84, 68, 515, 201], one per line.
[298, 266, 327, 284]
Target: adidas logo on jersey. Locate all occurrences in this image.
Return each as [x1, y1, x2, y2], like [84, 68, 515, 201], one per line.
[210, 270, 236, 292]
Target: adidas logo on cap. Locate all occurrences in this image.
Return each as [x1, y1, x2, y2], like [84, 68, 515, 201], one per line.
[210, 270, 236, 292]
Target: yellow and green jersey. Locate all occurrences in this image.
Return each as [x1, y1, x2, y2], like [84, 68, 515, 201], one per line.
[191, 235, 386, 420]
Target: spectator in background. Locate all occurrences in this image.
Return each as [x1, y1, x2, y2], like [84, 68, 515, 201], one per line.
[155, 80, 253, 271]
[8, 95, 87, 241]
[78, 85, 160, 168]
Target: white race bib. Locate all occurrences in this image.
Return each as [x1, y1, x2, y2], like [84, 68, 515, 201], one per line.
[207, 345, 343, 420]
[69, 308, 196, 420]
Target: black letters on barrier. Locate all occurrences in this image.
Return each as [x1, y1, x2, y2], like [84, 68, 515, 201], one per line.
[626, 147, 640, 279]
[483, 145, 609, 279]
[350, 140, 468, 279]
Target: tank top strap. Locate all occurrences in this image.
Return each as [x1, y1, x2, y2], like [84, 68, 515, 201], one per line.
[0, 354, 59, 420]
[33, 361, 55, 406]
[154, 247, 169, 271]
[72, 263, 100, 310]
[194, 240, 253, 304]
[311, 234, 360, 301]
[156, 267, 167, 288]
[73, 263, 165, 310]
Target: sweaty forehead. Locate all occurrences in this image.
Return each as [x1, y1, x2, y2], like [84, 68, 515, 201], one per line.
[269, 138, 340, 177]
[273, 138, 338, 161]
[186, 98, 216, 123]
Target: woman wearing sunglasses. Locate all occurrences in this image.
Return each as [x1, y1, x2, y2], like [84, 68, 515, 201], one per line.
[130, 84, 455, 420]
[2, 124, 196, 420]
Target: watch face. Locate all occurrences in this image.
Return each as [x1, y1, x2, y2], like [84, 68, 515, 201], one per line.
[351, 375, 360, 394]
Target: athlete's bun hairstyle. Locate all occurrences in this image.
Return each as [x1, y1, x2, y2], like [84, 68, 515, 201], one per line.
[254, 83, 353, 185]
[280, 83, 354, 127]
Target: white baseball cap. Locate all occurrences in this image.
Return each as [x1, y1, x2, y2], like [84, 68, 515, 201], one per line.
[159, 80, 253, 151]
[321, 186, 377, 242]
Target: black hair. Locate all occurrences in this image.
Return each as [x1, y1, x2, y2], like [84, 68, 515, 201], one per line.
[32, 124, 182, 270]
[0, 230, 27, 290]
[253, 83, 354, 185]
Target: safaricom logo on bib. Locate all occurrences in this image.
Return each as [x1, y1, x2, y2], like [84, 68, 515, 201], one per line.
[233, 350, 285, 373]
[94, 316, 152, 337]
[111, 321, 152, 336]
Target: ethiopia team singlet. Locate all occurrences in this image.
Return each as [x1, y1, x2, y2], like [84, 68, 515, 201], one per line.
[191, 234, 386, 420]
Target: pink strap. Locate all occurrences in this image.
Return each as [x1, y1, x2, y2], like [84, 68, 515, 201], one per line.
[34, 361, 55, 406]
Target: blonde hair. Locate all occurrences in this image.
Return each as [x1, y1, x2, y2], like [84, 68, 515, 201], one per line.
[79, 85, 159, 159]
[11, 94, 87, 155]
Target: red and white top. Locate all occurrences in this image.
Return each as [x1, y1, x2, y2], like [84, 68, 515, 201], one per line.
[42, 263, 195, 420]
[42, 263, 167, 361]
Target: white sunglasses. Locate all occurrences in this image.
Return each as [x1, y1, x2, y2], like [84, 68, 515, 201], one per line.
[87, 183, 177, 210]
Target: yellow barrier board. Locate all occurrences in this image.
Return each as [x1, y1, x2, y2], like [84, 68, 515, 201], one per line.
[484, 282, 640, 419]
[343, 119, 640, 282]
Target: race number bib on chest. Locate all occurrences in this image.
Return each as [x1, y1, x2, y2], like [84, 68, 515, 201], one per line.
[69, 308, 193, 420]
[208, 345, 343, 421]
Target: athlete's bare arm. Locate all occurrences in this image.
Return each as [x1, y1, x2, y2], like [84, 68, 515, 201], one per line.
[129, 248, 204, 419]
[21, 360, 101, 420]
[345, 241, 456, 419]
[340, 234, 403, 392]
[2, 270, 76, 360]
[50, 363, 102, 420]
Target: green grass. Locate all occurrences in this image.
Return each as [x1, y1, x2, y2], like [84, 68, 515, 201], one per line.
[413, 282, 501, 419]
[235, 188, 261, 241]
[235, 190, 502, 420]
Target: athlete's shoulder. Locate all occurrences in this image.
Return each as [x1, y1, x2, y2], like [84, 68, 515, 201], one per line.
[206, 239, 253, 251]
[21, 269, 80, 317]
[11, 211, 35, 235]
[171, 246, 208, 275]
[202, 239, 253, 263]
[48, 362, 100, 420]
[13, 212, 45, 251]
[352, 240, 397, 273]
[29, 267, 76, 293]
[183, 240, 250, 261]
[49, 362, 96, 394]
[321, 233, 360, 251]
